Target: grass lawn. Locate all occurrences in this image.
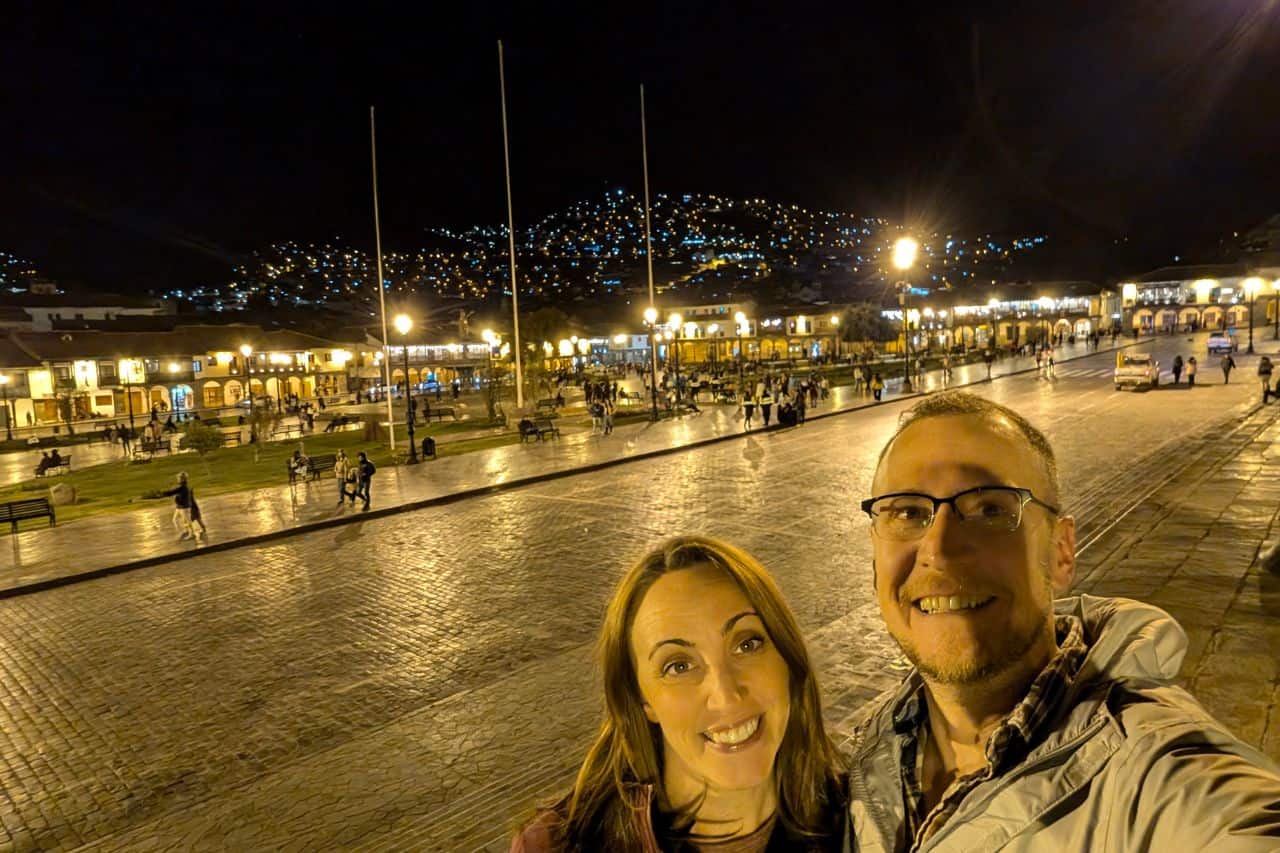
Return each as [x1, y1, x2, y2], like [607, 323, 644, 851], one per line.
[0, 426, 522, 526]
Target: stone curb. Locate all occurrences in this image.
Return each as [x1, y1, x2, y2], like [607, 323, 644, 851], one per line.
[0, 341, 1140, 599]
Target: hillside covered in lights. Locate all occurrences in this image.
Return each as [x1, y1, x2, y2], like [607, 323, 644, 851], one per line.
[165, 190, 1047, 313]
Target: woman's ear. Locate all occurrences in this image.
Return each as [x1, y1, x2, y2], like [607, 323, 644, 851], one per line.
[643, 702, 659, 724]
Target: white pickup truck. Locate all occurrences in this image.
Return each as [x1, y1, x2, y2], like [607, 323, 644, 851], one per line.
[1114, 352, 1160, 390]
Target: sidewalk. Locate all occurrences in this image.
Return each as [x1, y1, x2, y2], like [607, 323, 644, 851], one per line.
[0, 340, 1125, 596]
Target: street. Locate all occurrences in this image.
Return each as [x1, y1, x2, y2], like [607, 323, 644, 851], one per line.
[0, 334, 1276, 851]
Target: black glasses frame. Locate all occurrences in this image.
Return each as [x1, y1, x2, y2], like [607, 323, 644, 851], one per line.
[860, 485, 1060, 534]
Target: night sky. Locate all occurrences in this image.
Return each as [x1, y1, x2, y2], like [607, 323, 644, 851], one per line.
[5, 1, 1280, 291]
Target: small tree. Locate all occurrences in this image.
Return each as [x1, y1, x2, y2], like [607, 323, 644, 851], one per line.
[179, 419, 224, 456]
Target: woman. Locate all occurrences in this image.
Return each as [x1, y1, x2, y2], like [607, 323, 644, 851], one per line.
[742, 387, 756, 431]
[512, 536, 846, 851]
[870, 373, 884, 401]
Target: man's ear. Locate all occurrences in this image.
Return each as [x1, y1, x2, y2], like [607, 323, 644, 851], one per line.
[1051, 515, 1077, 593]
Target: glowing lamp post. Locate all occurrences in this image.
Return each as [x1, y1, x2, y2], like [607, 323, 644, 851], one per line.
[643, 307, 660, 420]
[669, 313, 683, 406]
[0, 374, 10, 442]
[893, 237, 918, 392]
[734, 311, 748, 394]
[1273, 280, 1280, 341]
[394, 313, 418, 464]
[1244, 277, 1264, 355]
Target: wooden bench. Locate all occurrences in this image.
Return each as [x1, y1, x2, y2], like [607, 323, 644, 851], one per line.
[305, 453, 337, 480]
[322, 415, 356, 433]
[533, 416, 560, 440]
[618, 390, 643, 405]
[0, 497, 55, 532]
[34, 455, 72, 477]
[422, 406, 456, 422]
[535, 398, 557, 412]
[141, 438, 172, 455]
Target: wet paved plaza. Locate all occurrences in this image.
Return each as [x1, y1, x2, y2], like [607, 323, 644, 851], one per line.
[0, 335, 1278, 851]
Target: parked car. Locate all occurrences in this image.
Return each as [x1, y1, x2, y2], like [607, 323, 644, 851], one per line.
[1114, 352, 1160, 390]
[1207, 331, 1238, 354]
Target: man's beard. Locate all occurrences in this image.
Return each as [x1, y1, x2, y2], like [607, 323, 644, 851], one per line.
[893, 606, 1050, 685]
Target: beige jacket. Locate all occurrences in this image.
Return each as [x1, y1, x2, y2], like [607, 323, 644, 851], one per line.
[844, 595, 1280, 851]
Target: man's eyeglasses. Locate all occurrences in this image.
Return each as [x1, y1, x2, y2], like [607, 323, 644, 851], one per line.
[860, 486, 1060, 540]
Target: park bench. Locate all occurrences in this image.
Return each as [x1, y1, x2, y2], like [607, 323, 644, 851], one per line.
[533, 417, 560, 440]
[322, 414, 357, 432]
[305, 453, 337, 480]
[141, 438, 172, 454]
[618, 389, 643, 405]
[0, 497, 56, 532]
[34, 455, 72, 477]
[535, 398, 560, 415]
[422, 406, 456, 422]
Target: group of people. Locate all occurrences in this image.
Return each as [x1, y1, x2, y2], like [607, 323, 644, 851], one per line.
[334, 448, 376, 509]
[34, 448, 64, 474]
[156, 471, 206, 540]
[1170, 353, 1202, 385]
[511, 391, 1280, 851]
[741, 372, 830, 430]
[294, 448, 377, 508]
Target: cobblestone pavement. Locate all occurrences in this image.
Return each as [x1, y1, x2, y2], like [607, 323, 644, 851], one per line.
[0, 339, 1130, 593]
[0, 333, 1277, 851]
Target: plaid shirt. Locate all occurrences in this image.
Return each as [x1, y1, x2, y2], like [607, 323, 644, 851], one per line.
[891, 615, 1087, 850]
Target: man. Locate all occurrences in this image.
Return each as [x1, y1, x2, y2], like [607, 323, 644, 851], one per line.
[159, 472, 195, 540]
[1258, 356, 1273, 403]
[333, 449, 351, 506]
[846, 391, 1280, 851]
[355, 451, 375, 509]
[1222, 352, 1237, 384]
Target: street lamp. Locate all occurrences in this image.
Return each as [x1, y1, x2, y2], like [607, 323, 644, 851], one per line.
[893, 237, 918, 392]
[238, 344, 253, 408]
[643, 307, 660, 420]
[0, 374, 10, 442]
[734, 310, 748, 396]
[829, 314, 840, 361]
[1273, 280, 1280, 341]
[669, 313, 683, 406]
[394, 313, 418, 464]
[1244, 277, 1265, 355]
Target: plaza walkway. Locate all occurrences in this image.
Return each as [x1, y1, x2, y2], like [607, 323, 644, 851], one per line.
[0, 340, 1127, 595]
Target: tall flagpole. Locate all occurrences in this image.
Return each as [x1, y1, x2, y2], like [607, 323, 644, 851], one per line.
[370, 106, 396, 454]
[498, 40, 525, 411]
[640, 85, 659, 414]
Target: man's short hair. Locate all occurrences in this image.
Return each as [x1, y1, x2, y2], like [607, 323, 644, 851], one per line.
[875, 391, 1060, 504]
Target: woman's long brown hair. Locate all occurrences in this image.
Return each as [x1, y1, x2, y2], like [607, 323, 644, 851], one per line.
[555, 535, 844, 849]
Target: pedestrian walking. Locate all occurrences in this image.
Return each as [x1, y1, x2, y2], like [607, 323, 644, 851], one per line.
[742, 388, 756, 430]
[1258, 356, 1274, 403]
[871, 372, 885, 401]
[189, 489, 207, 539]
[1221, 353, 1236, 384]
[602, 397, 614, 435]
[333, 449, 351, 505]
[795, 386, 807, 424]
[1045, 351, 1056, 380]
[760, 384, 774, 427]
[1172, 355, 1183, 384]
[1186, 356, 1197, 387]
[356, 451, 375, 508]
[159, 472, 195, 540]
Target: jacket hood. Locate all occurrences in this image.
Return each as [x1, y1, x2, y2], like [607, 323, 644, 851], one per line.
[1056, 594, 1187, 687]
